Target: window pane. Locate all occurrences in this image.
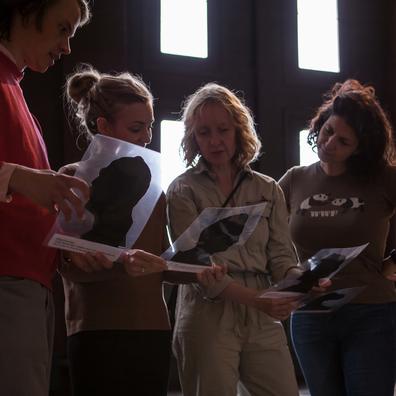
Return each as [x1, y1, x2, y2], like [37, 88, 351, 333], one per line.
[299, 129, 318, 166]
[161, 0, 208, 58]
[297, 0, 339, 73]
[160, 120, 187, 192]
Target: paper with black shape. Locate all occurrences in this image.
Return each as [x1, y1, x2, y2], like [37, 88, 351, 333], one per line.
[295, 286, 366, 313]
[162, 203, 267, 280]
[46, 134, 162, 261]
[259, 244, 368, 312]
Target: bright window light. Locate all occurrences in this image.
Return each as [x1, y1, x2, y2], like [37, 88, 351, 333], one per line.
[160, 0, 208, 58]
[160, 120, 187, 192]
[297, 0, 339, 73]
[299, 129, 318, 166]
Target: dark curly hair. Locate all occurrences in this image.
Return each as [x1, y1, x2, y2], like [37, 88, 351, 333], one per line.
[307, 79, 396, 179]
[0, 0, 91, 40]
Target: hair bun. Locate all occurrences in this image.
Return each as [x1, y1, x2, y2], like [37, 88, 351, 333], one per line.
[67, 68, 100, 104]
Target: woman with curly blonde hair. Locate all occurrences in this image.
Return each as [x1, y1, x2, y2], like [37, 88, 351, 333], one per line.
[181, 83, 261, 168]
[167, 83, 301, 396]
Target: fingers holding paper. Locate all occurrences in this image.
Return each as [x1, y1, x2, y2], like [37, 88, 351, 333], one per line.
[8, 165, 90, 221]
[197, 264, 227, 287]
[62, 251, 114, 273]
[311, 277, 332, 292]
[254, 295, 301, 321]
[122, 249, 167, 277]
[386, 273, 396, 281]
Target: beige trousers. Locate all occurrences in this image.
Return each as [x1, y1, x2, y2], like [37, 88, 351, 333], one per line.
[173, 298, 299, 396]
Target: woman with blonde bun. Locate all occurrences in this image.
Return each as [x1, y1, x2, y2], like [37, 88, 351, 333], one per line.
[61, 66, 171, 396]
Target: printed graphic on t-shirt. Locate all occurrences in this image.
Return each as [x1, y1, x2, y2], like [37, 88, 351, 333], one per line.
[296, 193, 365, 217]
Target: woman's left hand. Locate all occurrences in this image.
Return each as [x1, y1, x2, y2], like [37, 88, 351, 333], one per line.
[254, 294, 301, 321]
[122, 249, 167, 277]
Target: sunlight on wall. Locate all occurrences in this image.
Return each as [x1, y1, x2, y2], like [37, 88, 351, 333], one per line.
[160, 120, 187, 192]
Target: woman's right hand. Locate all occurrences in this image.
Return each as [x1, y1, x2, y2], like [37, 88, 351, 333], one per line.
[385, 273, 396, 282]
[197, 264, 227, 288]
[62, 251, 114, 272]
[382, 257, 396, 281]
[9, 164, 89, 220]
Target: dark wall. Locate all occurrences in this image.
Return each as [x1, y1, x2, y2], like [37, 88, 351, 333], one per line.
[385, 0, 396, 131]
[22, 0, 396, 179]
[254, 0, 395, 178]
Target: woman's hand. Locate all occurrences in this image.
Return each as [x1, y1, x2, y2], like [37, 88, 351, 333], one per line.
[9, 165, 89, 220]
[63, 249, 168, 276]
[386, 273, 396, 282]
[253, 294, 301, 321]
[58, 162, 79, 176]
[197, 264, 227, 288]
[62, 251, 114, 272]
[382, 257, 396, 281]
[286, 268, 332, 292]
[122, 249, 167, 277]
[311, 278, 332, 292]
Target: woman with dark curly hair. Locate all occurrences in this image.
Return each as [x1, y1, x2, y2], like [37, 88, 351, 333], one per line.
[279, 79, 396, 396]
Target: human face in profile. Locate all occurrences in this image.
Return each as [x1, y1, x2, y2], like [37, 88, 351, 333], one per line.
[15, 0, 82, 72]
[317, 115, 359, 173]
[193, 102, 237, 169]
[99, 102, 154, 147]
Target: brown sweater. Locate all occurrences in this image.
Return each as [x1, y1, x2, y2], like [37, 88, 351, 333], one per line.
[60, 194, 171, 336]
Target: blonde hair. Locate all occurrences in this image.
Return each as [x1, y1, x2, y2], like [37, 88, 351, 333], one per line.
[65, 64, 153, 138]
[181, 83, 261, 168]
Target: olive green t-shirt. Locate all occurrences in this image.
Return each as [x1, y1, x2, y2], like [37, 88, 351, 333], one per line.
[279, 162, 396, 304]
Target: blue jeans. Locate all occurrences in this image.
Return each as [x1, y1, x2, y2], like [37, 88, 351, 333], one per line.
[291, 303, 396, 396]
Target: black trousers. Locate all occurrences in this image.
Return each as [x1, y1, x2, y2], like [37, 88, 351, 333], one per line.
[67, 329, 172, 396]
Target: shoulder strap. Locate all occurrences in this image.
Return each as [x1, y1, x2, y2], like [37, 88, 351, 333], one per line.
[221, 171, 248, 208]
